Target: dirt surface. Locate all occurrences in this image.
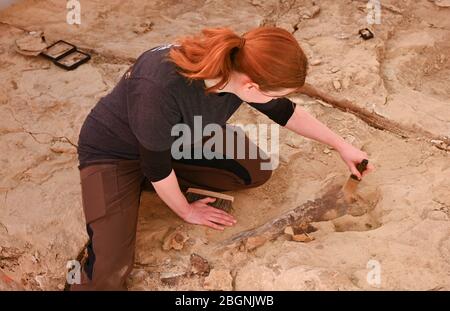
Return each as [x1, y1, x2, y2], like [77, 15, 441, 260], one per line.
[0, 0, 449, 290]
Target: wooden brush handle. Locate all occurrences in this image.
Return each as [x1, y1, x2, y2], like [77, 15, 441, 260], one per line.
[350, 159, 369, 180]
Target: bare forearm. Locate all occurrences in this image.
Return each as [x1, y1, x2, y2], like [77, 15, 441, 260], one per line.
[285, 105, 347, 151]
[285, 97, 375, 179]
[151, 170, 191, 219]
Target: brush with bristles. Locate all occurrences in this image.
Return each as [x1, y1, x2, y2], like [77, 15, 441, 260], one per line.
[185, 188, 234, 213]
[342, 159, 369, 204]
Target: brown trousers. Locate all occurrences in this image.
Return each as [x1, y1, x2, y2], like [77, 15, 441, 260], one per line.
[71, 126, 272, 290]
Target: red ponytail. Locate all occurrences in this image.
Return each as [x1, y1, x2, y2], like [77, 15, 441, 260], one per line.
[166, 26, 308, 94]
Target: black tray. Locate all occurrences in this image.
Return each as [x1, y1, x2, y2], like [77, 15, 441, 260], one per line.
[53, 50, 91, 71]
[40, 40, 77, 61]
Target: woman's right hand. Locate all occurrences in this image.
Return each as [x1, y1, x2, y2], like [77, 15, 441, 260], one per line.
[182, 197, 237, 231]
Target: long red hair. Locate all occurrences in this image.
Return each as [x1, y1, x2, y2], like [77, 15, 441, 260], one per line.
[166, 26, 308, 94]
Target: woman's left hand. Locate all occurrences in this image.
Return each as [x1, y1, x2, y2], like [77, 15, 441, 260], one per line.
[336, 142, 375, 180]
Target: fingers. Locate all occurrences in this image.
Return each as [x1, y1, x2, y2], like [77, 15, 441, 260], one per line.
[208, 214, 236, 227]
[352, 161, 375, 179]
[350, 164, 362, 180]
[197, 197, 216, 204]
[208, 207, 236, 219]
[203, 209, 237, 230]
[204, 206, 236, 225]
[189, 200, 237, 230]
